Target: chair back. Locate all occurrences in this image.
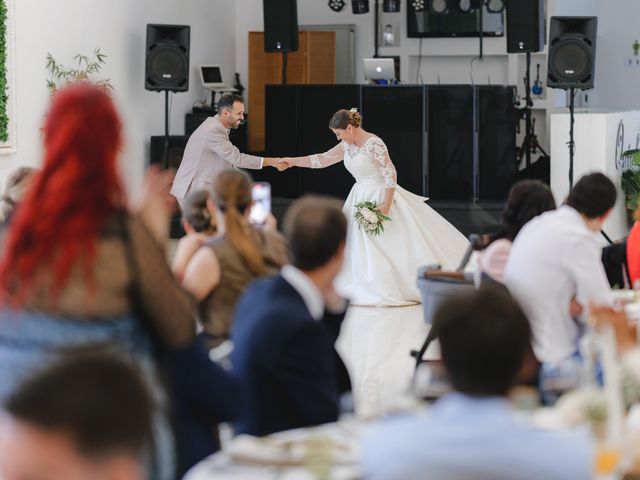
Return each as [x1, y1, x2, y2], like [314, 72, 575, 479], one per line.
[417, 264, 476, 325]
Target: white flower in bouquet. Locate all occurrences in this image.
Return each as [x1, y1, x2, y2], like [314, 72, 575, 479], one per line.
[354, 201, 391, 237]
[361, 208, 378, 224]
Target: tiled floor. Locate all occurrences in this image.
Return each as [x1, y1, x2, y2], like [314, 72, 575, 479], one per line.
[336, 304, 440, 418]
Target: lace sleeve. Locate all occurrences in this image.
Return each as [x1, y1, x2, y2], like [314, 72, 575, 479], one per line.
[307, 142, 345, 169]
[365, 137, 397, 188]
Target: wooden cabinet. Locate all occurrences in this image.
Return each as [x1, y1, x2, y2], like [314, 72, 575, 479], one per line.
[248, 31, 336, 152]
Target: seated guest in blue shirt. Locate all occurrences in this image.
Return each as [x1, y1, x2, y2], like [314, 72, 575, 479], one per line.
[231, 196, 351, 436]
[363, 286, 593, 480]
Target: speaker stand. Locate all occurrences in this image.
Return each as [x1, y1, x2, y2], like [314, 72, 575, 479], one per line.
[281, 51, 288, 84]
[163, 90, 170, 169]
[373, 0, 380, 58]
[478, 5, 483, 59]
[524, 52, 533, 173]
[568, 87, 576, 188]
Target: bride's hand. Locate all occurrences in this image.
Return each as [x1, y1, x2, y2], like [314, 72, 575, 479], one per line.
[375, 204, 391, 216]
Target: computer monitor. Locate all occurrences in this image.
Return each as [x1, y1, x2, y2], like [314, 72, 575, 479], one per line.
[199, 65, 235, 91]
[363, 58, 396, 81]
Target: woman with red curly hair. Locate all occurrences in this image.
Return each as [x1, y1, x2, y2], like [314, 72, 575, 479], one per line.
[0, 85, 196, 479]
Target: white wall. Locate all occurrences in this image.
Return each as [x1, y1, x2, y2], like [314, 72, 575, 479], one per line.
[4, 0, 236, 192]
[584, 0, 640, 109]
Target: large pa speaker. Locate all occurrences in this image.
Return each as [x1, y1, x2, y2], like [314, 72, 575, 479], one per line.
[506, 0, 545, 53]
[363, 86, 425, 197]
[477, 86, 517, 201]
[547, 17, 597, 90]
[258, 85, 302, 199]
[299, 85, 361, 199]
[427, 86, 475, 201]
[263, 0, 299, 53]
[145, 24, 190, 92]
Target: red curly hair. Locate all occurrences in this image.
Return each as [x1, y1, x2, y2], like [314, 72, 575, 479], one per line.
[0, 84, 126, 304]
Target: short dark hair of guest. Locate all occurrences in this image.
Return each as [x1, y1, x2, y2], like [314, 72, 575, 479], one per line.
[432, 286, 531, 397]
[283, 195, 347, 271]
[4, 353, 153, 459]
[566, 172, 617, 219]
[217, 94, 244, 113]
[500, 179, 556, 241]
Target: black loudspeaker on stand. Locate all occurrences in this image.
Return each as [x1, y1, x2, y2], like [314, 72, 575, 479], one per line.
[547, 16, 597, 188]
[506, 0, 545, 177]
[506, 0, 545, 54]
[263, 0, 299, 84]
[145, 24, 191, 169]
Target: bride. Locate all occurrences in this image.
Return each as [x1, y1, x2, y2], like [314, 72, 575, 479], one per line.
[282, 108, 469, 306]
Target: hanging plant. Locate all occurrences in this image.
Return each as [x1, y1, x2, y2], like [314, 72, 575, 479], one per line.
[0, 0, 9, 143]
[45, 48, 112, 95]
[621, 149, 640, 225]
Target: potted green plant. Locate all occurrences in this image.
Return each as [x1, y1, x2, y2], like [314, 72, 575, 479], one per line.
[45, 48, 112, 95]
[620, 149, 640, 225]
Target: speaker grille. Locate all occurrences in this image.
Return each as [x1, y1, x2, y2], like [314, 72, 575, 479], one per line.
[546, 17, 597, 90]
[146, 45, 188, 88]
[145, 24, 190, 92]
[549, 36, 592, 84]
[263, 0, 299, 52]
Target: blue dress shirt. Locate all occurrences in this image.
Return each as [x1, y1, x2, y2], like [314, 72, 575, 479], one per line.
[363, 393, 593, 480]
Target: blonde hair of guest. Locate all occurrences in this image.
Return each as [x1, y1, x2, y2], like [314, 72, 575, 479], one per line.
[214, 170, 267, 276]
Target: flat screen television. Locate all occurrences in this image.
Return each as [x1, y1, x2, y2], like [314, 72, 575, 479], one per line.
[407, 7, 504, 38]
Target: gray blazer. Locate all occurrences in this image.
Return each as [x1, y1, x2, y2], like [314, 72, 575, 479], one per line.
[170, 115, 263, 204]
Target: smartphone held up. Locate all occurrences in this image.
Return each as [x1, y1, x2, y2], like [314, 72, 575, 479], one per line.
[249, 182, 271, 226]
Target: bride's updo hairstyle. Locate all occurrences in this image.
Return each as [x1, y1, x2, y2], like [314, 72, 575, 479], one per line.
[329, 109, 362, 129]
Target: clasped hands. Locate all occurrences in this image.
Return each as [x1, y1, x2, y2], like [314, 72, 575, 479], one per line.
[264, 157, 294, 172]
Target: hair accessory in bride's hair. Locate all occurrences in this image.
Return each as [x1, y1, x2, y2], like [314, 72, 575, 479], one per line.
[349, 107, 358, 113]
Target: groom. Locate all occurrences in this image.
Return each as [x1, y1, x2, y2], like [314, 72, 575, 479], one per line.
[171, 93, 286, 207]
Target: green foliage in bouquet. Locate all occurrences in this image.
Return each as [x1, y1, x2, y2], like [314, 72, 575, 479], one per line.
[354, 201, 391, 237]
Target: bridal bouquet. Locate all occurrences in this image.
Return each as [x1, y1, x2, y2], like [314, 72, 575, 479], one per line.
[354, 201, 391, 236]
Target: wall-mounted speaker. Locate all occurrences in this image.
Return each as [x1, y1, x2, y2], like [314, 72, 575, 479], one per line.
[263, 0, 299, 52]
[547, 17, 597, 90]
[145, 24, 190, 92]
[506, 0, 545, 53]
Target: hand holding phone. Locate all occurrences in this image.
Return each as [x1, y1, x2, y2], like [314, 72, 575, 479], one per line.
[249, 182, 271, 226]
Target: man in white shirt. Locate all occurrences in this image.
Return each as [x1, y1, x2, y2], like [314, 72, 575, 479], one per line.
[504, 172, 616, 366]
[170, 94, 284, 207]
[230, 196, 351, 436]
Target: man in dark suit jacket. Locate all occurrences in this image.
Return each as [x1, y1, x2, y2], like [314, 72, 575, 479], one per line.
[231, 196, 351, 436]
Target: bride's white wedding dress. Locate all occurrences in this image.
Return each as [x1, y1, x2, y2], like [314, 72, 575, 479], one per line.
[307, 136, 469, 306]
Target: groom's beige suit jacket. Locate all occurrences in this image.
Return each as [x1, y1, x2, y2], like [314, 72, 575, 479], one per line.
[170, 114, 262, 206]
